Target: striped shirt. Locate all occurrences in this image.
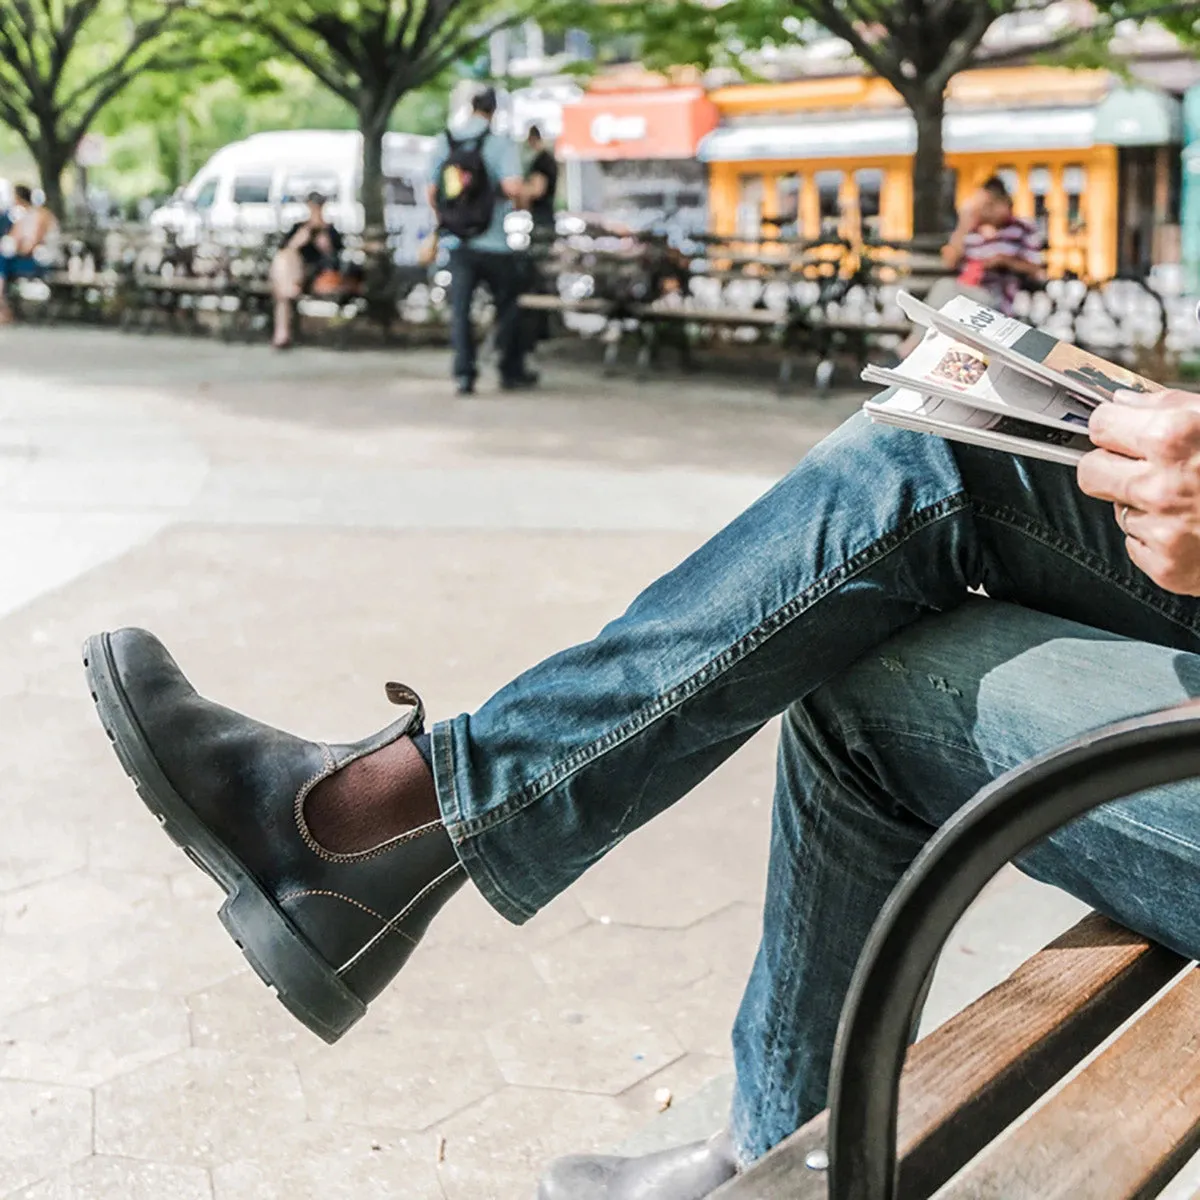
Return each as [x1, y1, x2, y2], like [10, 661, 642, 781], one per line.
[959, 216, 1043, 314]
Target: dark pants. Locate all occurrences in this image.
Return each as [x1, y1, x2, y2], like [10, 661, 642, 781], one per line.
[449, 246, 525, 384]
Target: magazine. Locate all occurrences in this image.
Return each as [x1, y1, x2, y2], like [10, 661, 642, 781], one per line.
[861, 327, 1094, 435]
[864, 387, 1095, 467]
[895, 291, 1165, 406]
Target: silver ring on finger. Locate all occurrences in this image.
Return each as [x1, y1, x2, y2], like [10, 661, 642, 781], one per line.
[1118, 504, 1131, 535]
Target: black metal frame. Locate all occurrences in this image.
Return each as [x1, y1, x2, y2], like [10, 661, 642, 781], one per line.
[825, 699, 1200, 1199]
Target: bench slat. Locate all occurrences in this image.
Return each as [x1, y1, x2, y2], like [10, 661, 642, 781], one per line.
[941, 966, 1200, 1200]
[714, 914, 1186, 1199]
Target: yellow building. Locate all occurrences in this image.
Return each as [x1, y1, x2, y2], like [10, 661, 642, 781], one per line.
[701, 67, 1183, 281]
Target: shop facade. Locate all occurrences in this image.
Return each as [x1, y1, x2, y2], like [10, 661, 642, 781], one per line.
[701, 67, 1184, 282]
[556, 86, 719, 237]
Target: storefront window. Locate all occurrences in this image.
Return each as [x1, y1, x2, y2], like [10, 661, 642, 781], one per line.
[774, 173, 801, 237]
[737, 174, 764, 238]
[815, 170, 843, 237]
[1029, 165, 1051, 240]
[855, 169, 883, 241]
[1064, 165, 1086, 232]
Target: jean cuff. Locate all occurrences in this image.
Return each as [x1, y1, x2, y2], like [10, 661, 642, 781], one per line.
[430, 716, 536, 927]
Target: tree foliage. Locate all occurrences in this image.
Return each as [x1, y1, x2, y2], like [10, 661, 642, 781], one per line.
[208, 0, 546, 232]
[0, 0, 202, 214]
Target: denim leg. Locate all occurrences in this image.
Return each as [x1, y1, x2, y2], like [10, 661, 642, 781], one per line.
[729, 599, 1200, 1162]
[477, 251, 525, 382]
[431, 414, 1200, 923]
[448, 248, 478, 381]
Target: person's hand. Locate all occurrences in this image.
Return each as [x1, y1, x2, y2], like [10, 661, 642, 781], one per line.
[1078, 388, 1200, 594]
[291, 226, 312, 249]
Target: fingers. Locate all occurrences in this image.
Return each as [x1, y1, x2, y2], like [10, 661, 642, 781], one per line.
[1077, 448, 1158, 506]
[1088, 393, 1200, 465]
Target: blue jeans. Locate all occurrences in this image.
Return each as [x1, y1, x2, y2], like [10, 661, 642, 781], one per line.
[429, 413, 1200, 1161]
[447, 246, 525, 384]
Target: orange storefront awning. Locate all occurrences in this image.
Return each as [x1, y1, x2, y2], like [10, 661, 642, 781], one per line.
[558, 87, 719, 161]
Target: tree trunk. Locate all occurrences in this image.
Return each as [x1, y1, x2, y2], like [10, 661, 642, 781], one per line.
[909, 89, 948, 239]
[358, 98, 393, 329]
[32, 145, 69, 222]
[359, 101, 388, 238]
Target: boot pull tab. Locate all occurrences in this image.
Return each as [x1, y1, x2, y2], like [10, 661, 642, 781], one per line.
[384, 682, 425, 734]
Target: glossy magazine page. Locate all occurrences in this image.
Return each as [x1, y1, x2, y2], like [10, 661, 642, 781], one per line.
[896, 291, 1164, 406]
[861, 324, 1093, 434]
[863, 386, 1094, 467]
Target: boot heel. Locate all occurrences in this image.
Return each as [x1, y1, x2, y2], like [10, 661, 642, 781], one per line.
[219, 885, 365, 1044]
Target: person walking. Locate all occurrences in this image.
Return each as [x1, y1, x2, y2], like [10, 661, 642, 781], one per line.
[429, 86, 536, 395]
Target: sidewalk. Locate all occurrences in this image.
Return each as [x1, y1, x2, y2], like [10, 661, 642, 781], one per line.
[0, 328, 1085, 1199]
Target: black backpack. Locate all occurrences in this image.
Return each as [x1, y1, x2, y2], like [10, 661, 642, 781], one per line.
[435, 129, 496, 239]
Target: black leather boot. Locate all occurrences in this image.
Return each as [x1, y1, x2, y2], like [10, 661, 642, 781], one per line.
[538, 1132, 739, 1199]
[83, 628, 466, 1044]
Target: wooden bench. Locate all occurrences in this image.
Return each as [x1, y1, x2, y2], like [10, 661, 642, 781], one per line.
[717, 701, 1200, 1199]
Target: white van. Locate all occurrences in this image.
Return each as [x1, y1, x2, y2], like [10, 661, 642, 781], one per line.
[151, 129, 436, 261]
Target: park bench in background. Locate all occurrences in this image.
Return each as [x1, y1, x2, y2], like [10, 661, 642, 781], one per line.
[717, 701, 1200, 1199]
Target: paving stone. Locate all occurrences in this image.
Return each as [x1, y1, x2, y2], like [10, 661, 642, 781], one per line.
[6, 1157, 213, 1200]
[649, 972, 746, 1061]
[0, 816, 88, 895]
[86, 810, 185, 876]
[422, 886, 591, 954]
[616, 1052, 734, 1126]
[531, 920, 715, 1009]
[433, 1086, 644, 1199]
[297, 1023, 504, 1131]
[211, 1124, 442, 1200]
[368, 944, 552, 1033]
[95, 1049, 306, 1168]
[3, 871, 171, 945]
[1, 987, 190, 1088]
[0, 935, 93, 1020]
[485, 1001, 684, 1095]
[0, 1080, 93, 1193]
[187, 972, 313, 1060]
[93, 907, 246, 996]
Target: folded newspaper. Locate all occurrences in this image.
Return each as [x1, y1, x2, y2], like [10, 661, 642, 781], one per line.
[862, 291, 1166, 466]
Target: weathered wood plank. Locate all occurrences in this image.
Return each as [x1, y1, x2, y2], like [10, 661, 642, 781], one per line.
[715, 914, 1186, 1199]
[942, 966, 1200, 1200]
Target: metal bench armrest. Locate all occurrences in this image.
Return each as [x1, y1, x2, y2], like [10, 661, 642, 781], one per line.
[826, 699, 1200, 1200]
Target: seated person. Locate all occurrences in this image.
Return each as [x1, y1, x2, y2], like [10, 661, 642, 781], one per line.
[268, 191, 345, 349]
[86, 368, 1200, 1199]
[0, 184, 58, 324]
[897, 176, 1044, 357]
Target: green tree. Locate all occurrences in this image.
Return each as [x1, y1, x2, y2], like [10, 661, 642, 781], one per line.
[0, 0, 198, 216]
[216, 0, 543, 239]
[577, 0, 1196, 236]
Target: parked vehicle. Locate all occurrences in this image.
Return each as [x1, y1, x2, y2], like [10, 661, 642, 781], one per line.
[150, 130, 436, 262]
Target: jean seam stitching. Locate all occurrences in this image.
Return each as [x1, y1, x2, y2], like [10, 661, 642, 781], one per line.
[454, 492, 970, 841]
[838, 722, 1018, 775]
[974, 502, 1200, 638]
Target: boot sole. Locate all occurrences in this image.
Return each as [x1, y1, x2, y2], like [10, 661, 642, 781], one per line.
[83, 632, 367, 1044]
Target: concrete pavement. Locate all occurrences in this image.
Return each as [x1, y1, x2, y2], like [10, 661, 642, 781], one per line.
[1, 328, 1089, 1199]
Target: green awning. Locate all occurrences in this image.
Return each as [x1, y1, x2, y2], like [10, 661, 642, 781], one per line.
[1093, 87, 1182, 147]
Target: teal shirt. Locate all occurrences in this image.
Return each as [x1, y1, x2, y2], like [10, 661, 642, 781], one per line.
[431, 117, 522, 254]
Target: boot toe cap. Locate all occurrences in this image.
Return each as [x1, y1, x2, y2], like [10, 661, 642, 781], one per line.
[538, 1155, 622, 1199]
